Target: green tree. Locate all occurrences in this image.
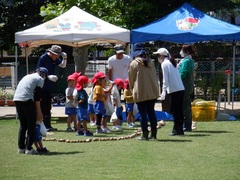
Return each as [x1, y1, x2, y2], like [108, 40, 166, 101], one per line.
[0, 0, 58, 57]
[1, 0, 240, 70]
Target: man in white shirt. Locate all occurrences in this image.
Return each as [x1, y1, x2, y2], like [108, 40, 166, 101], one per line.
[107, 44, 132, 81]
[107, 44, 132, 123]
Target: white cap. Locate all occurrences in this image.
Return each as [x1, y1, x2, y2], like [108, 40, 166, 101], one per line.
[153, 48, 169, 56]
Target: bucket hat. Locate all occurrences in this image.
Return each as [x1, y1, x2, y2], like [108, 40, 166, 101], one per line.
[130, 43, 148, 58]
[47, 45, 62, 55]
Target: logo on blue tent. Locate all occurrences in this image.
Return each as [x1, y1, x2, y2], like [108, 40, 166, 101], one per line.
[176, 17, 199, 31]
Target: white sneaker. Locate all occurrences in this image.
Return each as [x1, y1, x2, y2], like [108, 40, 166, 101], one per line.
[102, 127, 111, 133]
[116, 125, 122, 131]
[111, 126, 117, 130]
[18, 148, 25, 154]
[131, 123, 137, 127]
[127, 123, 133, 128]
[25, 149, 39, 155]
[105, 127, 111, 133]
[90, 121, 96, 126]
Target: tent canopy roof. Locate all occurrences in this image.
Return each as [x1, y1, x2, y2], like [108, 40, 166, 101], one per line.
[15, 6, 130, 47]
[131, 3, 240, 44]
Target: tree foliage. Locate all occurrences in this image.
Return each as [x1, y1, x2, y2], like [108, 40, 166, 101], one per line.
[1, 0, 240, 56]
[0, 0, 58, 54]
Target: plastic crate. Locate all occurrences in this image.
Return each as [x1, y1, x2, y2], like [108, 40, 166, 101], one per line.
[195, 100, 216, 107]
[192, 106, 215, 121]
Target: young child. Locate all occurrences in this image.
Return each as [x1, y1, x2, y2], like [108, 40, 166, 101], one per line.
[65, 74, 78, 132]
[111, 78, 124, 131]
[88, 86, 96, 126]
[124, 78, 136, 128]
[34, 120, 48, 153]
[101, 80, 115, 133]
[75, 75, 93, 136]
[92, 72, 107, 134]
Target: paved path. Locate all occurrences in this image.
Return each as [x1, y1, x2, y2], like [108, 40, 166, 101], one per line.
[0, 101, 239, 119]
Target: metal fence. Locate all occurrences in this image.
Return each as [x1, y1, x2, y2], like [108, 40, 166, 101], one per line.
[1, 60, 240, 101]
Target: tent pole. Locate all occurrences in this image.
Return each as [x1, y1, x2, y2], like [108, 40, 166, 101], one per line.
[15, 44, 18, 121]
[25, 47, 29, 74]
[14, 44, 18, 90]
[232, 41, 236, 114]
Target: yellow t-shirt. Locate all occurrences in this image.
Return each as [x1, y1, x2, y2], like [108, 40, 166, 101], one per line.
[124, 88, 134, 103]
[93, 85, 106, 102]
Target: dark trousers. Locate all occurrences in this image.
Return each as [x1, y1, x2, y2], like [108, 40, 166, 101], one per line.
[170, 90, 185, 134]
[161, 93, 171, 113]
[183, 88, 193, 131]
[41, 90, 52, 128]
[137, 99, 157, 132]
[15, 100, 36, 150]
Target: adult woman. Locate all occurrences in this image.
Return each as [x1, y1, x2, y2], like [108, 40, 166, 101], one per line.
[178, 45, 195, 131]
[128, 43, 159, 140]
[153, 48, 185, 136]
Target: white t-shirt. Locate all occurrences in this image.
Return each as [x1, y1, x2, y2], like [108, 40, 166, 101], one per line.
[111, 85, 121, 108]
[13, 73, 44, 101]
[88, 87, 94, 105]
[65, 86, 77, 108]
[107, 54, 132, 80]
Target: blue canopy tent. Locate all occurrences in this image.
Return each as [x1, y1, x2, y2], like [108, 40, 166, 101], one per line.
[131, 3, 240, 44]
[131, 2, 240, 113]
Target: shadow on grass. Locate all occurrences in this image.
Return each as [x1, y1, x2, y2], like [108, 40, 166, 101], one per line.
[157, 139, 192, 142]
[39, 151, 83, 156]
[191, 130, 233, 134]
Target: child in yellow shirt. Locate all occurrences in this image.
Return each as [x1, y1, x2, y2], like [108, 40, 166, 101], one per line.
[124, 78, 136, 128]
[92, 72, 107, 134]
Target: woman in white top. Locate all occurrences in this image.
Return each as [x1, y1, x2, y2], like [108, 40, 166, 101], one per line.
[153, 48, 185, 136]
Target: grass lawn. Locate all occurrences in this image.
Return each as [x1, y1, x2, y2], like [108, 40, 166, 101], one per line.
[0, 119, 239, 180]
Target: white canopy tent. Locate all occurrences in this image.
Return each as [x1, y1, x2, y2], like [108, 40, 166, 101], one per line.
[15, 6, 130, 47]
[14, 6, 130, 89]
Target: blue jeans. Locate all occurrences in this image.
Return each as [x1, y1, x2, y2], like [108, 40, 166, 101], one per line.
[136, 99, 157, 132]
[15, 100, 36, 150]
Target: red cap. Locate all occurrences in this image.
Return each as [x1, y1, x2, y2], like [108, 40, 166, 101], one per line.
[75, 75, 90, 90]
[124, 78, 129, 89]
[71, 72, 82, 80]
[91, 72, 106, 84]
[114, 78, 124, 88]
[67, 75, 76, 81]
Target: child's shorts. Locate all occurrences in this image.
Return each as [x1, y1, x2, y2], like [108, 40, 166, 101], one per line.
[116, 107, 123, 118]
[126, 103, 134, 113]
[94, 100, 105, 115]
[88, 104, 95, 114]
[77, 108, 88, 121]
[65, 107, 77, 116]
[34, 124, 42, 142]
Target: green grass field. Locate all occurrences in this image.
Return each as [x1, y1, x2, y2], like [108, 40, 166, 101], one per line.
[0, 119, 239, 180]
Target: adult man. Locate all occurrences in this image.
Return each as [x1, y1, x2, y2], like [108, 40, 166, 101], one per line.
[107, 44, 132, 123]
[14, 67, 48, 154]
[37, 45, 67, 131]
[107, 44, 132, 82]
